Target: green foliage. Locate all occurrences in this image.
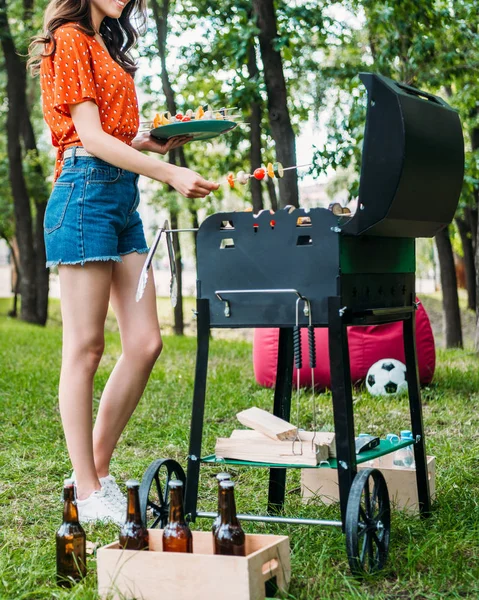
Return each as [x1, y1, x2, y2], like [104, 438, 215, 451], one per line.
[311, 0, 479, 206]
[138, 0, 328, 202]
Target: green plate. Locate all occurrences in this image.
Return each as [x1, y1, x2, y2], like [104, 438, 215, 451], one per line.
[150, 119, 237, 141]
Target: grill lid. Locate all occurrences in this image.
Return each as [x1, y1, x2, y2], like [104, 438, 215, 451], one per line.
[341, 73, 464, 238]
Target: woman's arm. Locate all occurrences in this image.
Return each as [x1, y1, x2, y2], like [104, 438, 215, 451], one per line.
[69, 101, 218, 198]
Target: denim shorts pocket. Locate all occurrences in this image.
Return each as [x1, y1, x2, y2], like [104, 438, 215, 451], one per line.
[44, 182, 74, 234]
[88, 165, 122, 184]
[128, 187, 140, 215]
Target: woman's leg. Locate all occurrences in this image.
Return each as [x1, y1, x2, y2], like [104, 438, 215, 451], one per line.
[58, 262, 113, 500]
[92, 252, 162, 478]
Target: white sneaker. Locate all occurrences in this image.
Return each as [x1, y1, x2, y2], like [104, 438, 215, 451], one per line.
[76, 489, 125, 525]
[100, 474, 127, 513]
[68, 471, 127, 513]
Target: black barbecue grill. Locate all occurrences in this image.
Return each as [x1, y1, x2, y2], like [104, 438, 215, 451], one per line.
[139, 73, 464, 577]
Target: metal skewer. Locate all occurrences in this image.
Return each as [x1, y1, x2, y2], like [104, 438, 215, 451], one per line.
[282, 163, 312, 171]
[165, 224, 178, 308]
[135, 221, 167, 302]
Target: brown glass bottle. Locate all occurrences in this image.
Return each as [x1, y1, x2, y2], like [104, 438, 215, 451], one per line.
[212, 472, 231, 536]
[214, 480, 245, 556]
[56, 479, 87, 587]
[119, 480, 149, 551]
[162, 480, 193, 553]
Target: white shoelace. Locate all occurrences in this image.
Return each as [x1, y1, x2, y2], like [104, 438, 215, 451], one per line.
[101, 476, 127, 510]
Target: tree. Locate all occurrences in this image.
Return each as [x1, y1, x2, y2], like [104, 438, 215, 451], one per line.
[150, 0, 185, 335]
[0, 0, 50, 325]
[313, 0, 479, 348]
[252, 0, 298, 208]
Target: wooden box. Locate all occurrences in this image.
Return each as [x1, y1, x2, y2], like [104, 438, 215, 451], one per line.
[301, 455, 436, 514]
[97, 529, 291, 600]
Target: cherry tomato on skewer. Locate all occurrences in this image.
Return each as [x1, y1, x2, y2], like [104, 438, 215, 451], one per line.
[253, 168, 266, 180]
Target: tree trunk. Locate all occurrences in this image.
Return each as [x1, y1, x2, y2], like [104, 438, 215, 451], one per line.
[476, 211, 479, 351]
[266, 178, 278, 212]
[5, 237, 20, 317]
[22, 103, 50, 325]
[252, 0, 298, 208]
[176, 147, 198, 266]
[151, 0, 185, 335]
[169, 203, 184, 336]
[466, 206, 477, 253]
[469, 124, 479, 351]
[0, 0, 39, 323]
[435, 227, 463, 348]
[455, 216, 476, 310]
[247, 40, 264, 214]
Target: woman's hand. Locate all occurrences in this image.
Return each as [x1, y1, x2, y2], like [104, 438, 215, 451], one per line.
[167, 166, 219, 199]
[132, 132, 193, 155]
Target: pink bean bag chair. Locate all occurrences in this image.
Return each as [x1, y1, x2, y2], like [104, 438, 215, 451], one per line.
[253, 301, 435, 389]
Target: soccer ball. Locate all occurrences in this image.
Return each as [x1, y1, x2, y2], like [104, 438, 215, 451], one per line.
[365, 359, 408, 397]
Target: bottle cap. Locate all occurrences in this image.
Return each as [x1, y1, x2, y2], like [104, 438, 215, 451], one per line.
[219, 480, 235, 489]
[216, 472, 231, 482]
[358, 433, 370, 437]
[125, 479, 140, 488]
[400, 430, 413, 439]
[168, 479, 184, 489]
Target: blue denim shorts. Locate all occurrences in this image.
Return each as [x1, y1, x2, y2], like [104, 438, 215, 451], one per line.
[44, 148, 149, 268]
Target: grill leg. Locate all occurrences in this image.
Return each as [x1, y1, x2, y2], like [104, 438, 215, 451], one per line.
[267, 327, 294, 514]
[185, 299, 210, 521]
[403, 311, 431, 517]
[328, 297, 357, 530]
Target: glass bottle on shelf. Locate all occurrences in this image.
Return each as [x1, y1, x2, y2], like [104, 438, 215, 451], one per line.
[392, 430, 415, 468]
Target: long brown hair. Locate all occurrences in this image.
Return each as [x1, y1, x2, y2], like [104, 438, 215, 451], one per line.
[28, 0, 147, 76]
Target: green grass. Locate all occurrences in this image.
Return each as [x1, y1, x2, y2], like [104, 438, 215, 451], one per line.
[1, 297, 479, 599]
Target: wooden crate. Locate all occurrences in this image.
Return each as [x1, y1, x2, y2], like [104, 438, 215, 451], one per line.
[97, 529, 291, 600]
[301, 455, 435, 514]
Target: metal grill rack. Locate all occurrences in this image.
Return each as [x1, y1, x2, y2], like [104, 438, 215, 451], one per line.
[139, 73, 464, 576]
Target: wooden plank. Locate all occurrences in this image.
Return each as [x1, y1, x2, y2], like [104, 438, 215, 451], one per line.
[230, 429, 336, 458]
[236, 407, 297, 441]
[215, 435, 328, 466]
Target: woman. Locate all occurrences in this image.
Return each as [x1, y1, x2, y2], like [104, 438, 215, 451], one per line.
[29, 0, 218, 524]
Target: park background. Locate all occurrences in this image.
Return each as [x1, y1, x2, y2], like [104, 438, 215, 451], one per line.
[1, 0, 479, 599]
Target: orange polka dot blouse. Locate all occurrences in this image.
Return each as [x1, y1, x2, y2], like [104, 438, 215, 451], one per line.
[40, 24, 139, 181]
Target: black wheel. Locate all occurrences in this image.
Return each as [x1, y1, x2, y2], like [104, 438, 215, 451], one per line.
[139, 458, 186, 528]
[345, 468, 390, 575]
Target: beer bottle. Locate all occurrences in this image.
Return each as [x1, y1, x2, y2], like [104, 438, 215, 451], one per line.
[56, 479, 86, 587]
[162, 480, 193, 553]
[212, 472, 231, 536]
[119, 480, 149, 551]
[214, 480, 245, 556]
